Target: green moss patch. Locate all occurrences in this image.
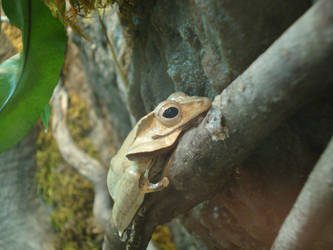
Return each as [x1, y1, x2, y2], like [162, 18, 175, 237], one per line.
[152, 225, 177, 250]
[36, 92, 103, 250]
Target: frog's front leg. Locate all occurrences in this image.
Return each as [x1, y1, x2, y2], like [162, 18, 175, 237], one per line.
[111, 160, 169, 237]
[139, 175, 169, 194]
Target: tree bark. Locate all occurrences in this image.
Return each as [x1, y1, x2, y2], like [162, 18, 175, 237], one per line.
[272, 136, 333, 249]
[137, 0, 333, 247]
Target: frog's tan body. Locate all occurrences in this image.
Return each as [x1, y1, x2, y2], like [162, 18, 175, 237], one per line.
[107, 92, 211, 237]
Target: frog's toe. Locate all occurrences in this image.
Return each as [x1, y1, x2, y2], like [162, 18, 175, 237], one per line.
[160, 176, 169, 187]
[142, 177, 169, 193]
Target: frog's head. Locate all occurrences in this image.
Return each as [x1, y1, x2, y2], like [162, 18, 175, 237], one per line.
[126, 92, 211, 160]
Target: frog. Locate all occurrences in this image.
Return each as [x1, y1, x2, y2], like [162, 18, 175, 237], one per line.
[107, 92, 211, 237]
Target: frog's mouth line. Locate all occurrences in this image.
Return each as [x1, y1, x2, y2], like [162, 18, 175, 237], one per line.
[152, 110, 209, 140]
[126, 110, 210, 161]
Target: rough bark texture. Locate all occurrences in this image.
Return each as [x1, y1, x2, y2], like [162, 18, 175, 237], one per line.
[71, 9, 132, 145]
[139, 1, 333, 248]
[68, 0, 333, 249]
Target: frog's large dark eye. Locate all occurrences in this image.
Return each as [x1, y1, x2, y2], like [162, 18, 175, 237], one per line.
[155, 101, 182, 126]
[162, 107, 179, 118]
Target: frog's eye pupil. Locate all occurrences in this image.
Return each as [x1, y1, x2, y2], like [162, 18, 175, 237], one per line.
[162, 107, 179, 118]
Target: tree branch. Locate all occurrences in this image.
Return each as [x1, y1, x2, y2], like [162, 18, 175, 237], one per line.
[132, 0, 333, 247]
[271, 135, 333, 249]
[51, 83, 112, 229]
[103, 0, 333, 248]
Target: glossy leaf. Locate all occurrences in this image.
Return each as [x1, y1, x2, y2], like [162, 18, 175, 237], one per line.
[0, 54, 20, 110]
[41, 103, 51, 132]
[0, 0, 67, 153]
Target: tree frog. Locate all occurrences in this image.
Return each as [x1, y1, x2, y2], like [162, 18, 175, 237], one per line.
[107, 92, 211, 237]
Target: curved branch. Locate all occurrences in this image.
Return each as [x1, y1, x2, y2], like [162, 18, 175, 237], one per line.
[271, 135, 333, 249]
[134, 0, 333, 247]
[104, 1, 333, 248]
[52, 83, 112, 229]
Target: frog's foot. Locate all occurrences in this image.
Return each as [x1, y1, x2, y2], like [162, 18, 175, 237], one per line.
[140, 177, 169, 194]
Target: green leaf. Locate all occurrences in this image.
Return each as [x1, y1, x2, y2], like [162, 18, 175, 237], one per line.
[0, 0, 67, 153]
[0, 54, 20, 110]
[41, 103, 51, 132]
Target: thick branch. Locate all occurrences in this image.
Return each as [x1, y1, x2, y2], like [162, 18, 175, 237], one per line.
[134, 0, 333, 247]
[104, 1, 333, 248]
[271, 136, 333, 249]
[52, 84, 112, 229]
